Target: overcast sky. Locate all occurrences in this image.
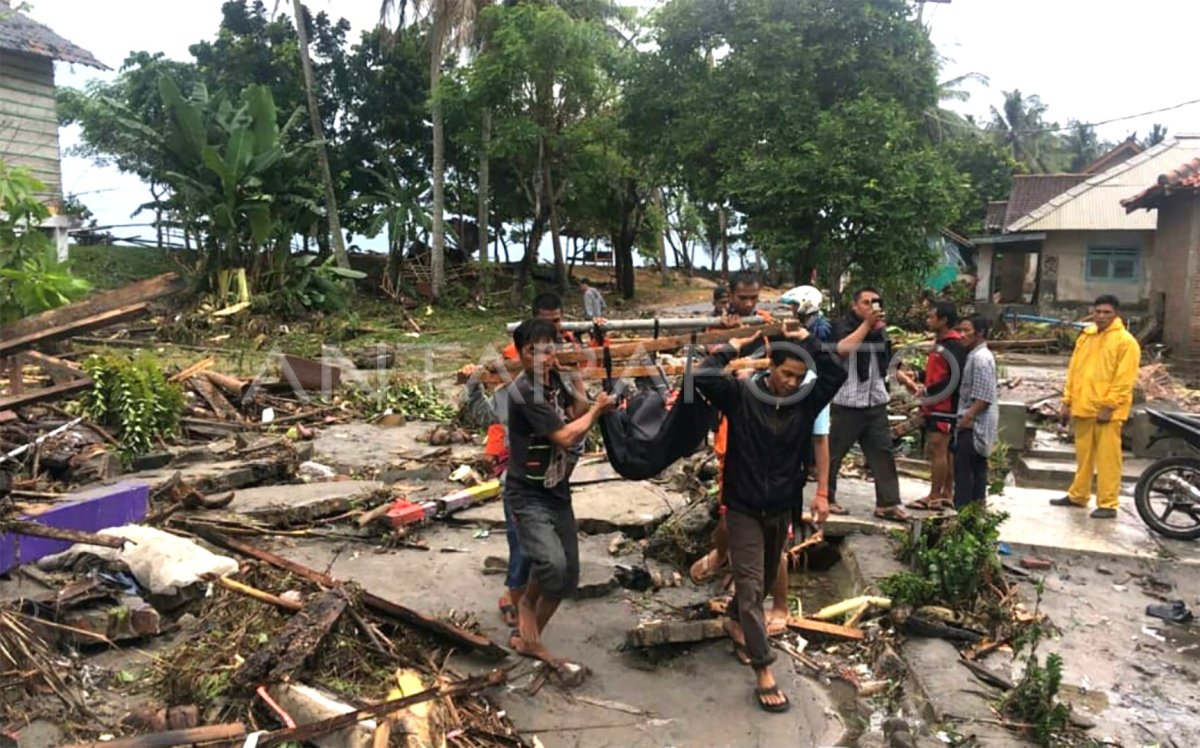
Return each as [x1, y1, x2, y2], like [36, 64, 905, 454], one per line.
[28, 0, 1200, 245]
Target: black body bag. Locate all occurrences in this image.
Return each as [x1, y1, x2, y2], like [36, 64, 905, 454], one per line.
[597, 346, 715, 480]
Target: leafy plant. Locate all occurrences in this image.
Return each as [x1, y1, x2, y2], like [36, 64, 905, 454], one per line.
[77, 355, 185, 463]
[998, 582, 1071, 745]
[261, 254, 366, 315]
[345, 378, 456, 422]
[0, 161, 91, 323]
[884, 504, 1009, 608]
[989, 439, 1012, 496]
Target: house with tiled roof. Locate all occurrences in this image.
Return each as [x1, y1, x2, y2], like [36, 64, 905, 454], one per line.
[0, 0, 106, 202]
[973, 136, 1200, 309]
[1122, 154, 1200, 359]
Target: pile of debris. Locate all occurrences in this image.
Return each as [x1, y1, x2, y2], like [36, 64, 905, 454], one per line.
[1, 517, 518, 746]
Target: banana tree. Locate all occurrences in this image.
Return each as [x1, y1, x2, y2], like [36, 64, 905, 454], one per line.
[152, 77, 323, 299]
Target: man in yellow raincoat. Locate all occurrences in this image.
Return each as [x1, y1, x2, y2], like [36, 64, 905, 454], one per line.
[1050, 295, 1140, 519]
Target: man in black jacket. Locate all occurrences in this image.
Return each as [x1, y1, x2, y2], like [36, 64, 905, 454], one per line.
[693, 328, 847, 713]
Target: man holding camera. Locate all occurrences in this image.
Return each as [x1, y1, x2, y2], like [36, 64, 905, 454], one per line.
[826, 287, 910, 521]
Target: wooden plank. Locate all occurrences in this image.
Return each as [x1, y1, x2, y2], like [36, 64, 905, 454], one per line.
[19, 350, 82, 384]
[785, 616, 865, 641]
[553, 323, 786, 366]
[626, 618, 727, 648]
[0, 304, 149, 359]
[190, 374, 242, 423]
[193, 529, 508, 658]
[232, 589, 347, 689]
[0, 273, 183, 342]
[0, 376, 92, 410]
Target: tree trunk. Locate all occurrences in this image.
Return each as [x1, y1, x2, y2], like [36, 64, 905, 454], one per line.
[429, 37, 447, 301]
[654, 187, 669, 287]
[544, 163, 567, 292]
[293, 0, 349, 270]
[477, 108, 491, 286]
[719, 207, 729, 278]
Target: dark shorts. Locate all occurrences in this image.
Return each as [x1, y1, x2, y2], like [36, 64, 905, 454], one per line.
[507, 484, 580, 599]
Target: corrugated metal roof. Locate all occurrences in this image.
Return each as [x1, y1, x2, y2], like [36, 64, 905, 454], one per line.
[0, 4, 107, 68]
[1003, 175, 1088, 229]
[1009, 136, 1200, 232]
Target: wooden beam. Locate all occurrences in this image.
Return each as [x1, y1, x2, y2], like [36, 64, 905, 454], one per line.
[785, 616, 865, 641]
[552, 323, 786, 365]
[193, 529, 508, 658]
[0, 304, 150, 359]
[461, 358, 770, 385]
[58, 723, 246, 748]
[0, 520, 128, 549]
[0, 376, 93, 410]
[0, 273, 183, 342]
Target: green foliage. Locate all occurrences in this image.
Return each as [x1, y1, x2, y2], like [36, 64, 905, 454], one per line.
[885, 504, 1009, 608]
[989, 440, 1012, 496]
[260, 253, 367, 315]
[998, 582, 1071, 745]
[0, 162, 91, 324]
[77, 355, 185, 463]
[346, 378, 456, 422]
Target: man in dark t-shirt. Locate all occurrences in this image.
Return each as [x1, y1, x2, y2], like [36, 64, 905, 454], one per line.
[505, 318, 614, 675]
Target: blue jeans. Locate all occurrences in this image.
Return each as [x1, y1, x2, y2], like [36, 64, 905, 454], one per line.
[504, 494, 532, 590]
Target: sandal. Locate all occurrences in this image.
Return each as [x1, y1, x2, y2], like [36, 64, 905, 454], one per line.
[874, 506, 912, 523]
[725, 619, 751, 665]
[498, 596, 518, 628]
[905, 496, 951, 511]
[827, 503, 848, 515]
[755, 685, 791, 713]
[766, 613, 789, 637]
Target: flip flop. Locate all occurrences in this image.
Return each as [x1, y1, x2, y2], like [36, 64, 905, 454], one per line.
[874, 506, 912, 523]
[905, 496, 950, 511]
[731, 641, 751, 665]
[498, 596, 518, 628]
[755, 685, 791, 713]
[827, 503, 848, 515]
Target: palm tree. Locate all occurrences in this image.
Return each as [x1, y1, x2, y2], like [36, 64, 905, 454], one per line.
[1145, 123, 1169, 148]
[277, 1, 351, 269]
[1063, 120, 1102, 172]
[925, 71, 989, 143]
[988, 89, 1057, 172]
[380, 0, 491, 301]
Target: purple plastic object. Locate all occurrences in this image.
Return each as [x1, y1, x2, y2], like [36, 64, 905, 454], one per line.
[0, 481, 149, 575]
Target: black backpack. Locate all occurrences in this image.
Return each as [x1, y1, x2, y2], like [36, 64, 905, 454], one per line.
[598, 351, 715, 480]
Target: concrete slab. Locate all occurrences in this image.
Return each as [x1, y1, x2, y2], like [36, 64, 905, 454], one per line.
[1016, 454, 1150, 491]
[125, 457, 296, 494]
[313, 422, 478, 475]
[220, 480, 387, 519]
[267, 525, 845, 748]
[455, 480, 686, 538]
[989, 487, 1200, 564]
[0, 481, 149, 575]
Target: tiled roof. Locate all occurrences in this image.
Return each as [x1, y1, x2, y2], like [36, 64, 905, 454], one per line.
[984, 201, 1008, 232]
[1000, 175, 1088, 230]
[1008, 136, 1200, 232]
[1122, 156, 1200, 212]
[0, 5, 107, 68]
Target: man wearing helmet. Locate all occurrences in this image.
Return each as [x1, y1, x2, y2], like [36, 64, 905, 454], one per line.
[780, 285, 832, 342]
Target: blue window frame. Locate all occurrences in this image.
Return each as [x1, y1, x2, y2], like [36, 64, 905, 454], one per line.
[1085, 247, 1139, 282]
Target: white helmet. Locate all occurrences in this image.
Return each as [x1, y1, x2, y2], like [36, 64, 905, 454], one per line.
[780, 285, 824, 316]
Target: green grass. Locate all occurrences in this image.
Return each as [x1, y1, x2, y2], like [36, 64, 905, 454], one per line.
[68, 244, 184, 289]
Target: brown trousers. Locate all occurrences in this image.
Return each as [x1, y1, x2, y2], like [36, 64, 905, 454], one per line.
[725, 507, 790, 668]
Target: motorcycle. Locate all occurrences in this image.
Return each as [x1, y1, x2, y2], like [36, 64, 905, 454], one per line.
[1134, 409, 1200, 540]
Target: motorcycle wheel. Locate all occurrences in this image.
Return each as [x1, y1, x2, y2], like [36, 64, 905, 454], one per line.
[1134, 456, 1200, 540]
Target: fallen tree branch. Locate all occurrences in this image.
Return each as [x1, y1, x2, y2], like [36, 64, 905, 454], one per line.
[217, 576, 303, 613]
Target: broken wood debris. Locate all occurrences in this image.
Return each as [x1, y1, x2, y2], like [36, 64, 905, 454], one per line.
[58, 722, 247, 748]
[232, 589, 348, 690]
[192, 528, 508, 658]
[0, 519, 129, 549]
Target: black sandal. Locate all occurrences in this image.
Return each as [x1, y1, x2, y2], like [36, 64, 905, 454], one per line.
[755, 685, 791, 713]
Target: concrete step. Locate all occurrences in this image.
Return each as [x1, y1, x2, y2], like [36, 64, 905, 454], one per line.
[1015, 454, 1151, 491]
